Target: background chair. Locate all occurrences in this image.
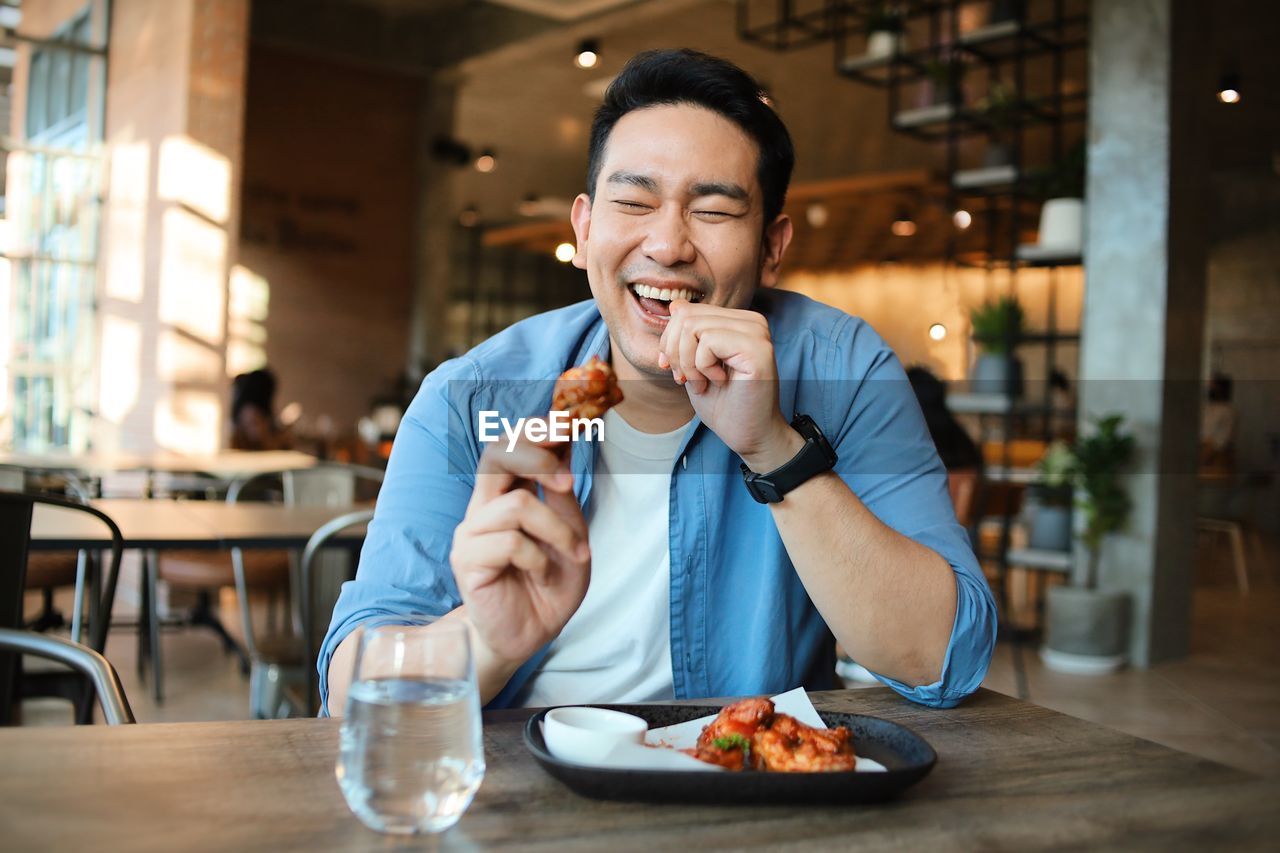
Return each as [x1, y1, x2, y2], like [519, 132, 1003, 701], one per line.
[264, 507, 375, 718]
[146, 464, 382, 711]
[1, 491, 124, 725]
[0, 629, 134, 725]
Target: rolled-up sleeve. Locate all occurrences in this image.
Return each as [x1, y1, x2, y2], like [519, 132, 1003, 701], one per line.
[825, 316, 998, 708]
[317, 357, 480, 715]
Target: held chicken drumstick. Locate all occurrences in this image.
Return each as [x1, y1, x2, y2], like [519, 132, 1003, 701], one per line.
[552, 356, 623, 423]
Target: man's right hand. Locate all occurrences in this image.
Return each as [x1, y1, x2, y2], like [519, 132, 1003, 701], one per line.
[448, 436, 591, 692]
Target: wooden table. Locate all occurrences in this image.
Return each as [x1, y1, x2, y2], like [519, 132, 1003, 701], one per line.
[27, 498, 368, 702]
[2, 689, 1276, 851]
[29, 499, 367, 550]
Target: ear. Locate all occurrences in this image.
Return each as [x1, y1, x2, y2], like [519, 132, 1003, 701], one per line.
[570, 193, 593, 270]
[757, 213, 793, 289]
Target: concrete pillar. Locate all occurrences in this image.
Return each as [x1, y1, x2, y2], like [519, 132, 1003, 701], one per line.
[1079, 0, 1209, 665]
[407, 72, 461, 382]
[92, 0, 250, 454]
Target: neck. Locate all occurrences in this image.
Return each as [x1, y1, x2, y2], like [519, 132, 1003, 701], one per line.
[608, 339, 695, 434]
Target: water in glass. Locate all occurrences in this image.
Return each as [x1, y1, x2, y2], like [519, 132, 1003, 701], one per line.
[336, 621, 484, 835]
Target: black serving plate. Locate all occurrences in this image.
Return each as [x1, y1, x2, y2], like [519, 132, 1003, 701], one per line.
[523, 703, 937, 804]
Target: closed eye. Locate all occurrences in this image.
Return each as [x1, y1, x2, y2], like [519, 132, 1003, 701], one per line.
[613, 200, 651, 212]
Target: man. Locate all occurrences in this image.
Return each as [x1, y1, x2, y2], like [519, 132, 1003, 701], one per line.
[320, 49, 996, 714]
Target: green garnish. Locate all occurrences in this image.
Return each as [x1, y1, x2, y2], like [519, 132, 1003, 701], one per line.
[711, 733, 751, 758]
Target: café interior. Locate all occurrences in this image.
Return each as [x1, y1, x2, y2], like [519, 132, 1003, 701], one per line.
[1, 0, 1278, 847]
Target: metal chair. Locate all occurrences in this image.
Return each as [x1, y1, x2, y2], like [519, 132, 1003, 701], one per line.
[0, 491, 124, 725]
[0, 629, 134, 724]
[145, 464, 381, 711]
[263, 504, 373, 717]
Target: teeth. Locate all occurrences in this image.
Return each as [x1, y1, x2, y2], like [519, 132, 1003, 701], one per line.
[631, 283, 700, 303]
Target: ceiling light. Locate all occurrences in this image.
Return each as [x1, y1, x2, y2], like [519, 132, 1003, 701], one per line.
[891, 209, 916, 237]
[953, 209, 972, 230]
[575, 39, 600, 69]
[928, 323, 947, 341]
[1216, 73, 1241, 104]
[554, 243, 576, 263]
[474, 150, 496, 173]
[458, 206, 479, 227]
[805, 203, 829, 228]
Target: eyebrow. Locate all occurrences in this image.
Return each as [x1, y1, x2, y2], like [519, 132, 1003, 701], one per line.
[605, 171, 750, 204]
[690, 181, 750, 203]
[605, 171, 660, 193]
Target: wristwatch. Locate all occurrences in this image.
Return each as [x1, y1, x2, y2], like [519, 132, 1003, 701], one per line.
[740, 414, 838, 504]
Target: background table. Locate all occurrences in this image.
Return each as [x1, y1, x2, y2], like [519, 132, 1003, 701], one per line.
[1, 688, 1276, 851]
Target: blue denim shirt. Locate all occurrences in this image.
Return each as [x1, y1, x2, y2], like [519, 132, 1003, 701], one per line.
[319, 289, 996, 713]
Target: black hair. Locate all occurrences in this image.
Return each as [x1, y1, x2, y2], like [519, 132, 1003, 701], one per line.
[232, 368, 277, 422]
[1208, 372, 1233, 403]
[906, 366, 983, 471]
[586, 49, 795, 225]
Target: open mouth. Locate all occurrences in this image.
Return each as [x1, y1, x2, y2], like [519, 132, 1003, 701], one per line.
[628, 283, 703, 319]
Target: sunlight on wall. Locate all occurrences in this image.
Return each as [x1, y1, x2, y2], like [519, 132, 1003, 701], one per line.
[98, 315, 142, 424]
[104, 141, 150, 303]
[227, 263, 269, 376]
[157, 135, 231, 225]
[158, 206, 227, 345]
[0, 219, 10, 440]
[158, 329, 223, 383]
[783, 263, 1084, 381]
[154, 388, 221, 455]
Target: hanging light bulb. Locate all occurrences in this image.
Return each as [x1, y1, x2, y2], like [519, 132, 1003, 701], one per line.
[805, 203, 829, 228]
[458, 206, 479, 227]
[953, 209, 973, 230]
[928, 323, 947, 341]
[554, 243, 576, 263]
[575, 39, 600, 69]
[474, 150, 497, 173]
[1216, 73, 1241, 104]
[891, 208, 917, 237]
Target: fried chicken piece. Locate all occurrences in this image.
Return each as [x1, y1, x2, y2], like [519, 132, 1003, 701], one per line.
[552, 356, 623, 421]
[687, 697, 776, 772]
[696, 697, 776, 747]
[752, 713, 858, 773]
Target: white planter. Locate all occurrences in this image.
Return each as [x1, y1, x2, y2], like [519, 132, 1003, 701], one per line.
[1042, 586, 1130, 675]
[1037, 197, 1084, 253]
[866, 30, 904, 59]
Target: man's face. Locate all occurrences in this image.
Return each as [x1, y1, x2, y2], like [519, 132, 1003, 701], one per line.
[570, 103, 791, 380]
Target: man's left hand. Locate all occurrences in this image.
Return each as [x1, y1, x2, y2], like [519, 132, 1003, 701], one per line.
[657, 299, 804, 472]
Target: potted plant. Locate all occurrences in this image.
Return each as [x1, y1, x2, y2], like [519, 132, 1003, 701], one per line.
[864, 4, 906, 59]
[977, 81, 1024, 168]
[1028, 140, 1086, 254]
[1042, 415, 1136, 674]
[968, 295, 1024, 396]
[922, 57, 964, 107]
[1027, 440, 1073, 551]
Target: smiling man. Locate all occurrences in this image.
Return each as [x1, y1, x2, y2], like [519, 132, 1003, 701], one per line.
[319, 49, 996, 715]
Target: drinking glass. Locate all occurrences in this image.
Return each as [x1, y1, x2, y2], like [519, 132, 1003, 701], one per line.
[335, 617, 485, 834]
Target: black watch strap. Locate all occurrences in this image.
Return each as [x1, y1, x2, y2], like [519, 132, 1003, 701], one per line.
[740, 414, 838, 504]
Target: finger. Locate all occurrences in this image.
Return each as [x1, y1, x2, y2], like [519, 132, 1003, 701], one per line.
[542, 483, 590, 559]
[473, 438, 572, 504]
[658, 310, 683, 382]
[694, 336, 730, 385]
[465, 488, 584, 562]
[676, 321, 710, 394]
[458, 529, 553, 585]
[692, 327, 774, 382]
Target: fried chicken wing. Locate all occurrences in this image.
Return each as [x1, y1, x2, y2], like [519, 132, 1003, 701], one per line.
[686, 697, 858, 773]
[752, 713, 858, 772]
[687, 697, 776, 771]
[552, 356, 623, 421]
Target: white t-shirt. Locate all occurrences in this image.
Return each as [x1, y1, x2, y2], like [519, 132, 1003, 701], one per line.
[519, 408, 687, 706]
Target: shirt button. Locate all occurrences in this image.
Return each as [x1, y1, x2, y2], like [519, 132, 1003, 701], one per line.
[682, 455, 688, 469]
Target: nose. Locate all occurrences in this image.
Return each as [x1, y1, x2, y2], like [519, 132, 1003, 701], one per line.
[641, 206, 696, 268]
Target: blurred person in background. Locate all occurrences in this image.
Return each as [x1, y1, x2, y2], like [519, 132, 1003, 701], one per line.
[230, 368, 292, 451]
